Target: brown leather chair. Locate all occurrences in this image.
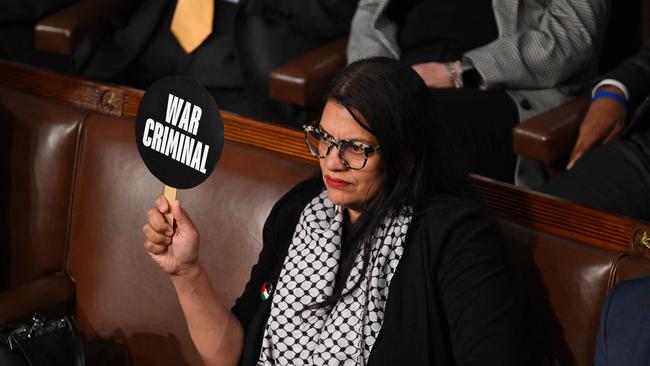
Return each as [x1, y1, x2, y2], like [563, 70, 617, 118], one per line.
[0, 88, 83, 323]
[269, 37, 347, 116]
[472, 175, 650, 364]
[2, 61, 650, 365]
[33, 0, 129, 56]
[67, 112, 317, 364]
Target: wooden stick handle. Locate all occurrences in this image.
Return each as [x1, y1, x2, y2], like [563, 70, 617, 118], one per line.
[163, 185, 177, 227]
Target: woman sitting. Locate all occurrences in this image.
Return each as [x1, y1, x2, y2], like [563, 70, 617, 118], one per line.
[142, 57, 530, 365]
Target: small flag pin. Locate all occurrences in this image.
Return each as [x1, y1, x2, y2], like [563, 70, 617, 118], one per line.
[260, 281, 273, 301]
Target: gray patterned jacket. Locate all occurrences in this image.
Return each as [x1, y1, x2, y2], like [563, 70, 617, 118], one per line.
[347, 0, 611, 122]
[347, 0, 610, 186]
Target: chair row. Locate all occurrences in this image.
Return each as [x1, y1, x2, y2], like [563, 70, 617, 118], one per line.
[1, 60, 650, 365]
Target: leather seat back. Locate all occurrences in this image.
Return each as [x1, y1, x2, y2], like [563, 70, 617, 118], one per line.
[0, 88, 84, 290]
[66, 111, 316, 364]
[500, 219, 650, 366]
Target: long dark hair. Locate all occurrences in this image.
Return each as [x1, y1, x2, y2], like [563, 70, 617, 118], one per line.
[313, 57, 476, 310]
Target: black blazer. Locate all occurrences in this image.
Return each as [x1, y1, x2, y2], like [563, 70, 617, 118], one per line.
[0, 0, 74, 23]
[234, 0, 358, 126]
[232, 178, 531, 365]
[75, 0, 357, 126]
[601, 39, 650, 136]
[604, 39, 650, 111]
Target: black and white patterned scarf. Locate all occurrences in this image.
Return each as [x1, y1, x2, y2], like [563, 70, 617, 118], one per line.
[258, 190, 412, 365]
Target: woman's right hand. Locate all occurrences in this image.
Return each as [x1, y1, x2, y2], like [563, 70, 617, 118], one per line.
[143, 195, 200, 276]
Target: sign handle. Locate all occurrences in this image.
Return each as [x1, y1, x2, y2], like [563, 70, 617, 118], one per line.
[164, 185, 177, 227]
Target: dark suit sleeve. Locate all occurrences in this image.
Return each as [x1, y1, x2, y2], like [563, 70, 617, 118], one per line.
[0, 0, 75, 23]
[245, 0, 358, 38]
[602, 39, 650, 110]
[434, 202, 528, 365]
[593, 284, 617, 366]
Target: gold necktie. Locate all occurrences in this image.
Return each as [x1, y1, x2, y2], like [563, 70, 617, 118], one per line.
[170, 0, 214, 53]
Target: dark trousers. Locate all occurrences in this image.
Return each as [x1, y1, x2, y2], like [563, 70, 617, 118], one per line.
[429, 88, 519, 183]
[539, 130, 650, 221]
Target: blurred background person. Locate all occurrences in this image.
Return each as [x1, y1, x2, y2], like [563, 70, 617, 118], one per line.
[78, 0, 358, 127]
[0, 0, 358, 128]
[540, 39, 650, 220]
[347, 0, 610, 185]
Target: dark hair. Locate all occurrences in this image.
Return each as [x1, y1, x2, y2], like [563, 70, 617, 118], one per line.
[313, 57, 476, 310]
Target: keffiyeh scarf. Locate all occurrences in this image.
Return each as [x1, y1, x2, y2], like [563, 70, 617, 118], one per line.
[258, 190, 412, 365]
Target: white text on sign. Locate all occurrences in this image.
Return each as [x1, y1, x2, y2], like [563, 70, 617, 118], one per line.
[141, 94, 210, 173]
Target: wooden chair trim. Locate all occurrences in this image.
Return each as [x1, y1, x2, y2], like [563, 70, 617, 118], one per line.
[0, 60, 313, 163]
[2, 60, 649, 258]
[269, 37, 347, 107]
[34, 0, 130, 55]
[473, 174, 650, 257]
[512, 95, 591, 165]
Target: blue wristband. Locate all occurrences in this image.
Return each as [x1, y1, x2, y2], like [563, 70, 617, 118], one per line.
[592, 91, 628, 109]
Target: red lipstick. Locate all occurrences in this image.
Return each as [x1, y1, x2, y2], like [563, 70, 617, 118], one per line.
[325, 176, 351, 188]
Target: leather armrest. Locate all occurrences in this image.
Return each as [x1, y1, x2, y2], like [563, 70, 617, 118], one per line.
[513, 95, 591, 165]
[0, 274, 75, 324]
[34, 0, 129, 55]
[269, 37, 347, 108]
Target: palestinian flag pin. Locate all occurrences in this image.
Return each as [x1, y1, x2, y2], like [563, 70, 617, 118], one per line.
[260, 281, 273, 301]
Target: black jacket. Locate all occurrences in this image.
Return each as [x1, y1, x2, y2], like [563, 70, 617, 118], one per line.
[74, 0, 357, 127]
[601, 39, 650, 136]
[232, 178, 530, 365]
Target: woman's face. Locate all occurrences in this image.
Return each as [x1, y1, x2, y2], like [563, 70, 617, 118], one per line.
[319, 100, 385, 222]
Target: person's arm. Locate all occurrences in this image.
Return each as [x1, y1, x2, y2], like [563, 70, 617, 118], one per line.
[462, 0, 610, 90]
[435, 202, 529, 365]
[566, 84, 627, 169]
[346, 0, 400, 63]
[566, 40, 650, 169]
[143, 197, 243, 366]
[171, 264, 244, 366]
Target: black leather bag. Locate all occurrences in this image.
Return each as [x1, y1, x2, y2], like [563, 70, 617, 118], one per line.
[0, 314, 85, 366]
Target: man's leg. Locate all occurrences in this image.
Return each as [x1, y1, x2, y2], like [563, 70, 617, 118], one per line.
[539, 131, 650, 220]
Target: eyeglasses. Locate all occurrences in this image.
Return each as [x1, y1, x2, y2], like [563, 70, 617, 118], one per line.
[302, 120, 380, 170]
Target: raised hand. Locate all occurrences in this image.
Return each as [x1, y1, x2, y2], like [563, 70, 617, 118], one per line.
[143, 195, 200, 275]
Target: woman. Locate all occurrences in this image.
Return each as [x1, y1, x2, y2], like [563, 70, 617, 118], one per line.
[143, 57, 529, 365]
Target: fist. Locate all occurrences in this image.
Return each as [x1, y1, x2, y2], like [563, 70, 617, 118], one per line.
[143, 195, 200, 275]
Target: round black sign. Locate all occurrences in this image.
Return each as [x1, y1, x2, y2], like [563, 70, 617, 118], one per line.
[135, 76, 224, 189]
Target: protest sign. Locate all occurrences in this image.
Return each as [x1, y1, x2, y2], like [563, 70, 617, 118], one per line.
[136, 76, 224, 224]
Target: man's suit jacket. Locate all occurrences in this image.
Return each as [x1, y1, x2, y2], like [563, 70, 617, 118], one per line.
[605, 38, 650, 111]
[347, 0, 610, 122]
[234, 0, 358, 125]
[593, 274, 650, 366]
[76, 0, 357, 126]
[604, 39, 650, 137]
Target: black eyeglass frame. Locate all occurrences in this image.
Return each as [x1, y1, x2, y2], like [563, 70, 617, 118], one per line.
[302, 120, 381, 170]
